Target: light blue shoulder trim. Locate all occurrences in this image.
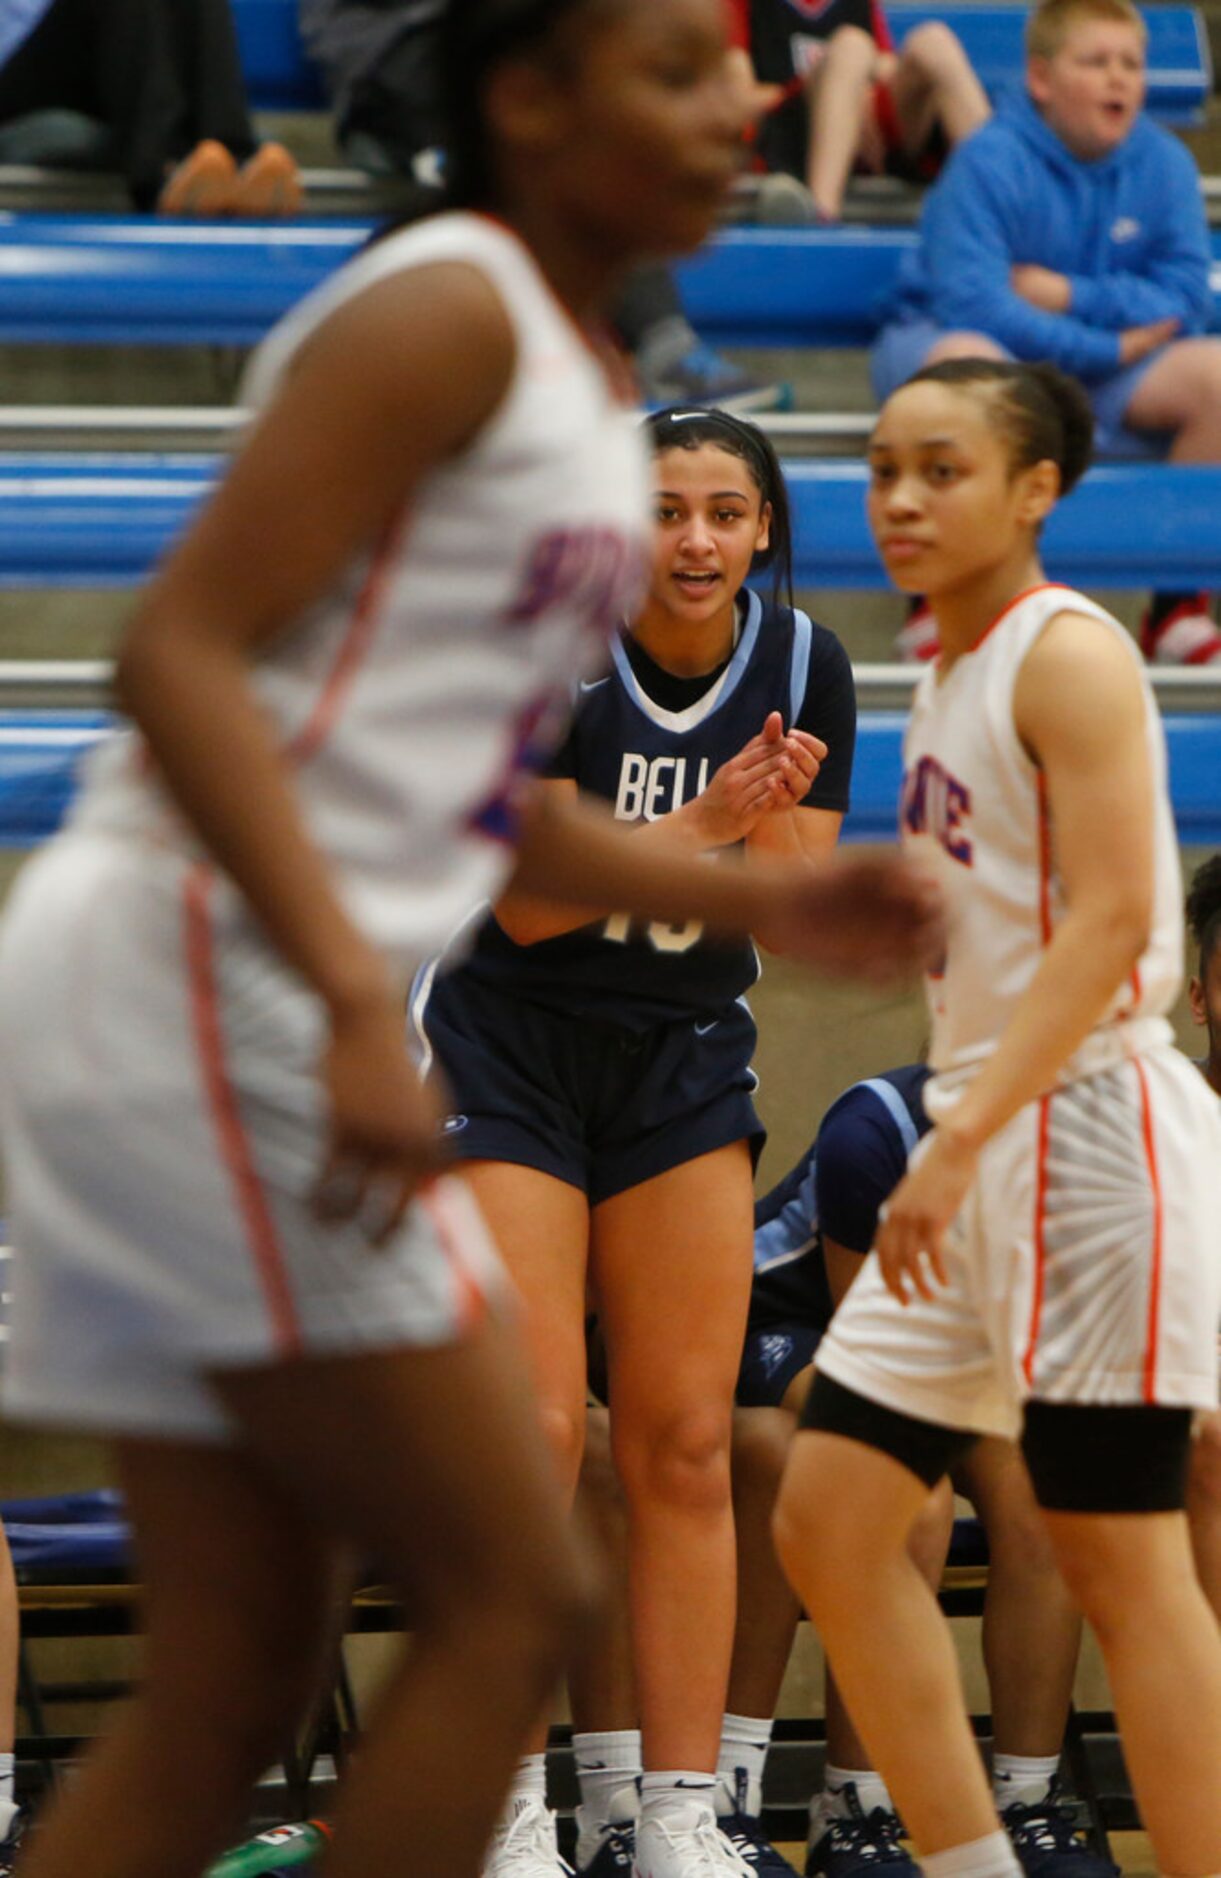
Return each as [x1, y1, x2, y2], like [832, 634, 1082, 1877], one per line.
[611, 590, 764, 735]
[858, 1077, 920, 1157]
[789, 608, 813, 727]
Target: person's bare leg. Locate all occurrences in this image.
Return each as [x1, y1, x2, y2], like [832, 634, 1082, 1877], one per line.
[726, 1404, 804, 1722]
[1187, 1410, 1221, 1620]
[822, 1474, 954, 1775]
[215, 1318, 598, 1878]
[461, 1161, 592, 1763]
[17, 1437, 338, 1878]
[1122, 338, 1221, 462]
[595, 1142, 755, 1773]
[958, 1440, 1081, 1766]
[1041, 1508, 1221, 1875]
[804, 26, 879, 222]
[886, 23, 990, 152]
[775, 1432, 999, 1854]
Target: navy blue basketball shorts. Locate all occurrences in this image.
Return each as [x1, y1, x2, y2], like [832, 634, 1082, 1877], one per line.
[419, 971, 765, 1206]
[736, 1318, 825, 1409]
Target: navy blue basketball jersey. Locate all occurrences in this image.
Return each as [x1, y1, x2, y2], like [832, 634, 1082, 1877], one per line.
[451, 592, 855, 1026]
[747, 1063, 931, 1332]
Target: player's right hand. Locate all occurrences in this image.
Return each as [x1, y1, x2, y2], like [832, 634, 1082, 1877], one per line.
[1118, 317, 1179, 365]
[313, 993, 446, 1247]
[691, 711, 826, 844]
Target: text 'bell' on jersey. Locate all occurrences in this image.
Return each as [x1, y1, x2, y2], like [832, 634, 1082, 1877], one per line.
[901, 585, 1183, 1104]
[66, 212, 650, 977]
[457, 594, 842, 1025]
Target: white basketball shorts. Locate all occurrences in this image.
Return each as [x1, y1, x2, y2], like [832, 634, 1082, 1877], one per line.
[815, 1047, 1221, 1440]
[0, 833, 508, 1443]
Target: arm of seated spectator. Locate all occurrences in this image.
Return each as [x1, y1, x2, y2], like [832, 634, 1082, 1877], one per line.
[1061, 140, 1213, 334]
[920, 142, 1123, 378]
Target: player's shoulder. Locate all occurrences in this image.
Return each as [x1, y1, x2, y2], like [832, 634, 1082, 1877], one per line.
[817, 1064, 931, 1151]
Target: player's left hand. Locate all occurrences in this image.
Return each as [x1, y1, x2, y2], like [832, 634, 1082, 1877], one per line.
[874, 1126, 977, 1305]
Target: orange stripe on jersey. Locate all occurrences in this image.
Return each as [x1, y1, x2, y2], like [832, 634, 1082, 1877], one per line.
[963, 582, 1075, 657]
[420, 1183, 488, 1338]
[287, 508, 410, 766]
[1036, 772, 1053, 947]
[1133, 1056, 1164, 1403]
[182, 864, 303, 1355]
[1022, 1093, 1053, 1388]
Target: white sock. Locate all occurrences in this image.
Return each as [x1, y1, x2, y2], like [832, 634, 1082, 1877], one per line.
[498, 1754, 549, 1829]
[822, 1765, 893, 1819]
[0, 1753, 14, 1840]
[574, 1731, 641, 1863]
[923, 1830, 1022, 1878]
[716, 1714, 772, 1818]
[640, 1771, 718, 1825]
[992, 1753, 1060, 1809]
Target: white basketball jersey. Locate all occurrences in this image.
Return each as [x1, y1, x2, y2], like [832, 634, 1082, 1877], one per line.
[901, 584, 1183, 1108]
[73, 212, 650, 972]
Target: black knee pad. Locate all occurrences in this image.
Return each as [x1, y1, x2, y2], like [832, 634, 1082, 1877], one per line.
[800, 1371, 978, 1489]
[1021, 1400, 1194, 1513]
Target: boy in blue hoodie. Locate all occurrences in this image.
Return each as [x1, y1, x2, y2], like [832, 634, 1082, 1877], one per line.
[872, 0, 1221, 667]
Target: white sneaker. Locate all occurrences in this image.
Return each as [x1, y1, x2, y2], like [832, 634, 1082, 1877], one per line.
[485, 1794, 574, 1878]
[635, 1800, 755, 1878]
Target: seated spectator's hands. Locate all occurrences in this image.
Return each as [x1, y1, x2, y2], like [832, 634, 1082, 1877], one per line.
[1119, 316, 1180, 364]
[1010, 265, 1071, 312]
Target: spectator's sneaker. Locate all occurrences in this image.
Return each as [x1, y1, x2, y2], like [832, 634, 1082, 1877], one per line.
[0, 1807, 26, 1877]
[485, 1796, 573, 1878]
[894, 599, 939, 662]
[728, 172, 819, 226]
[720, 1811, 799, 1878]
[805, 1789, 916, 1878]
[158, 139, 239, 216]
[233, 142, 304, 217]
[1000, 1797, 1119, 1878]
[638, 343, 792, 416]
[1139, 593, 1221, 665]
[635, 1801, 754, 1878]
[578, 1823, 636, 1878]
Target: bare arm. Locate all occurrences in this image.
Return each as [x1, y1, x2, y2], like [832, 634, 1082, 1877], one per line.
[495, 715, 826, 946]
[875, 612, 1155, 1300]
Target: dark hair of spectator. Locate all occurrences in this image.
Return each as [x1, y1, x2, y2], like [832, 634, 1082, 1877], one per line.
[1186, 853, 1221, 977]
[905, 358, 1095, 498]
[643, 405, 796, 618]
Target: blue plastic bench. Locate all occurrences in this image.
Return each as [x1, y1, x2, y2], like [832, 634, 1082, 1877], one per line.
[226, 0, 1211, 122]
[3, 706, 1219, 848]
[2, 453, 1220, 591]
[2, 217, 1218, 349]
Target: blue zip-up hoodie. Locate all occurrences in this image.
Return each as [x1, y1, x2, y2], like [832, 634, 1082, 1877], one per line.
[879, 88, 1212, 380]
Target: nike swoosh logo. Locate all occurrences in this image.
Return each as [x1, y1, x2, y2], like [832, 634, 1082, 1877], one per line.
[694, 1019, 720, 1036]
[579, 677, 610, 692]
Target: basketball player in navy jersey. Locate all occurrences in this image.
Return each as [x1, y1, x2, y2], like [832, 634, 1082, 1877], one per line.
[417, 407, 856, 1878]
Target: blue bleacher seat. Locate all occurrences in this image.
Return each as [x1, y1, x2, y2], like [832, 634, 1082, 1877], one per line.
[224, 0, 1212, 122]
[2, 453, 1220, 591]
[3, 709, 1218, 847]
[1, 219, 1217, 349]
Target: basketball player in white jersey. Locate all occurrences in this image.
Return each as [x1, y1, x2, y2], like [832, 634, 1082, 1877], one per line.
[0, 7, 943, 1878]
[773, 359, 1221, 1878]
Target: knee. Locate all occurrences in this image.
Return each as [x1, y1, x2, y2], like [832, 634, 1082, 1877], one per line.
[731, 1407, 795, 1512]
[823, 24, 878, 72]
[615, 1402, 734, 1517]
[925, 332, 1007, 365]
[900, 21, 970, 80]
[537, 1397, 587, 1488]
